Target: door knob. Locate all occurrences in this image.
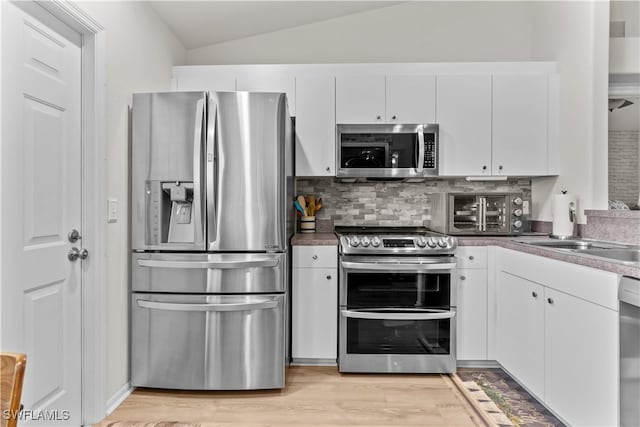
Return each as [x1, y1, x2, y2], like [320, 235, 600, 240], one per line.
[68, 247, 89, 262]
[68, 229, 81, 243]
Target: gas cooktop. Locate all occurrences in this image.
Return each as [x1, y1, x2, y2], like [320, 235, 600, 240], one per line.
[334, 225, 457, 255]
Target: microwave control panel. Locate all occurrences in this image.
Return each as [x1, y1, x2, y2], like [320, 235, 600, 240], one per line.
[423, 134, 436, 170]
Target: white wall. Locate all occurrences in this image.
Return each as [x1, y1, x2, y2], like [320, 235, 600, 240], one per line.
[185, 1, 610, 224]
[529, 1, 610, 223]
[76, 1, 186, 402]
[187, 2, 534, 65]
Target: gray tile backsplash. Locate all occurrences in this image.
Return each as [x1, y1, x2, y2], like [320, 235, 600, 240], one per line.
[296, 178, 532, 227]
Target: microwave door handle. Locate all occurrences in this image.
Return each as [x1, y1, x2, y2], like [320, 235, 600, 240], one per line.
[193, 97, 205, 247]
[137, 299, 278, 312]
[416, 126, 425, 173]
[341, 309, 455, 321]
[206, 95, 217, 247]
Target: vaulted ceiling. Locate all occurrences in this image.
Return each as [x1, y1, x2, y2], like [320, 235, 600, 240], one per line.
[148, 1, 401, 50]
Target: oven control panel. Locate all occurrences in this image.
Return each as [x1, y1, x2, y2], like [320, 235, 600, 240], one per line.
[340, 234, 457, 255]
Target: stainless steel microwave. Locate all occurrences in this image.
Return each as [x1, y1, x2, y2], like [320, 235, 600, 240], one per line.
[336, 124, 438, 179]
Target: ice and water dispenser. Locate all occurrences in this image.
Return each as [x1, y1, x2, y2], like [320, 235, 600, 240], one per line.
[146, 181, 195, 245]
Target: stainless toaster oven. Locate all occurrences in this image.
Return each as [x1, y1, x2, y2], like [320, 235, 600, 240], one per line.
[429, 193, 530, 235]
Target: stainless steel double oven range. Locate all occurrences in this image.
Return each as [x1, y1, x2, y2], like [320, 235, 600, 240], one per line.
[336, 226, 458, 373]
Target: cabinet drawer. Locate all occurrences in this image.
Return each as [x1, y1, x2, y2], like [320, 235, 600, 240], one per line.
[456, 247, 487, 269]
[293, 246, 337, 268]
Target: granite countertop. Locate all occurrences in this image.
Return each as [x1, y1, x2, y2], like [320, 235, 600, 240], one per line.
[291, 231, 640, 278]
[291, 232, 338, 246]
[458, 236, 640, 279]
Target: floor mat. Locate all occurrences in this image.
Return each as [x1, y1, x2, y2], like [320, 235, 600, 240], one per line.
[457, 368, 566, 427]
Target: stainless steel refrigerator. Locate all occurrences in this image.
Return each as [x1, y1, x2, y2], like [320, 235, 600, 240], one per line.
[130, 91, 294, 390]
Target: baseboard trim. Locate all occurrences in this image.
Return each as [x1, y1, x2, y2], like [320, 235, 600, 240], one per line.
[105, 382, 133, 416]
[291, 358, 337, 366]
[457, 360, 501, 369]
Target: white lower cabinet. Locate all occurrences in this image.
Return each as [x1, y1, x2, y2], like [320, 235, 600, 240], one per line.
[496, 271, 545, 398]
[496, 248, 619, 426]
[544, 287, 618, 427]
[291, 246, 338, 363]
[456, 246, 489, 361]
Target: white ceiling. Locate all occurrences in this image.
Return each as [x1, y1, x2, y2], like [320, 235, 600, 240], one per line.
[148, 1, 401, 50]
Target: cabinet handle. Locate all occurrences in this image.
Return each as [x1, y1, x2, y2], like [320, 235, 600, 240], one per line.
[482, 165, 487, 171]
[499, 165, 504, 171]
[326, 275, 332, 280]
[376, 115, 382, 120]
[460, 276, 466, 281]
[468, 255, 474, 260]
[547, 297, 554, 304]
[392, 115, 397, 120]
[325, 166, 330, 172]
[312, 255, 318, 260]
[532, 291, 538, 298]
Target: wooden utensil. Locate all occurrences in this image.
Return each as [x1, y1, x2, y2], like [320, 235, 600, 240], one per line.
[297, 195, 307, 216]
[307, 195, 316, 217]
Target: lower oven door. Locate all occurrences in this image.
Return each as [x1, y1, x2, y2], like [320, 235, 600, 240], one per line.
[339, 308, 457, 373]
[131, 293, 285, 390]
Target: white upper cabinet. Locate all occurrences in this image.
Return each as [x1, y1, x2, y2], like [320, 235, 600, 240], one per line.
[295, 75, 335, 176]
[385, 75, 436, 123]
[236, 71, 296, 115]
[335, 75, 385, 124]
[336, 75, 436, 124]
[492, 74, 548, 176]
[437, 75, 492, 176]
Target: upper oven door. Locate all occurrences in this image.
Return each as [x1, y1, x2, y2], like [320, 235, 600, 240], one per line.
[339, 255, 457, 308]
[336, 124, 438, 178]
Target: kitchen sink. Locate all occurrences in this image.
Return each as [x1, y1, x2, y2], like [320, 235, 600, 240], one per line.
[516, 239, 640, 265]
[518, 239, 620, 250]
[572, 249, 640, 263]
[522, 240, 597, 250]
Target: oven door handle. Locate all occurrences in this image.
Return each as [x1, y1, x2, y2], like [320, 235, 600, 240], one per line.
[341, 261, 456, 272]
[341, 309, 455, 321]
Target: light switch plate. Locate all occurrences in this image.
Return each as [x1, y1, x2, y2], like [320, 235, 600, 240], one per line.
[522, 200, 530, 215]
[108, 198, 118, 223]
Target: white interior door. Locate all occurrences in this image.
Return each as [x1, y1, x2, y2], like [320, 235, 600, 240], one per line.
[1, 2, 82, 423]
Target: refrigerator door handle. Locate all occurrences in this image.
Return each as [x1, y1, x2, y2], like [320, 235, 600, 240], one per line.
[194, 97, 205, 246]
[206, 95, 218, 247]
[136, 299, 278, 312]
[137, 258, 279, 269]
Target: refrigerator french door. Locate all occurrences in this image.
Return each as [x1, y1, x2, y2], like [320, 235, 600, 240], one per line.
[130, 91, 293, 390]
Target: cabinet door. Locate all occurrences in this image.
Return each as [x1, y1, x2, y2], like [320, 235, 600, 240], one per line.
[236, 73, 296, 115]
[292, 268, 337, 361]
[544, 288, 618, 427]
[492, 74, 547, 175]
[456, 269, 488, 360]
[436, 75, 492, 176]
[335, 75, 385, 124]
[295, 75, 335, 176]
[386, 75, 435, 124]
[496, 271, 545, 399]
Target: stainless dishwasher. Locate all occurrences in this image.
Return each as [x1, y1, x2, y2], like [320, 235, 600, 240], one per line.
[620, 275, 640, 427]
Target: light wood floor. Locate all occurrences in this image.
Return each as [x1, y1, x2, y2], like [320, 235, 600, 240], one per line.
[98, 366, 487, 427]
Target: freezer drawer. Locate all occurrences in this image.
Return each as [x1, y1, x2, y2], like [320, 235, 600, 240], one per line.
[132, 252, 286, 293]
[131, 293, 285, 390]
